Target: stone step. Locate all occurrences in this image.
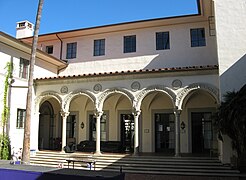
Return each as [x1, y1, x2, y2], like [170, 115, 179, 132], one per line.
[30, 160, 238, 175]
[33, 152, 220, 163]
[31, 157, 224, 168]
[30, 151, 240, 177]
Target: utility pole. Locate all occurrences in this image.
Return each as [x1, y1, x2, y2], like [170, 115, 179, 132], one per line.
[22, 0, 44, 164]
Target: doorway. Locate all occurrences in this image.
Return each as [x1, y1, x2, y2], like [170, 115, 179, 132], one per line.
[155, 113, 175, 153]
[39, 101, 55, 150]
[191, 112, 213, 154]
[89, 113, 107, 141]
[120, 114, 134, 152]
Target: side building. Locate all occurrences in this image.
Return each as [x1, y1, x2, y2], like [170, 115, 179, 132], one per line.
[0, 31, 67, 150]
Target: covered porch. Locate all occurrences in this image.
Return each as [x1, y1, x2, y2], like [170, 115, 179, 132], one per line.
[35, 81, 219, 158]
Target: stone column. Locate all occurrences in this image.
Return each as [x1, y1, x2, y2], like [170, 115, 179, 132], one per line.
[133, 110, 141, 156]
[94, 110, 103, 155]
[174, 109, 181, 157]
[60, 111, 70, 152]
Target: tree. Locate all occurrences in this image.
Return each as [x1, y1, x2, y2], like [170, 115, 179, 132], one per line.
[22, 0, 44, 164]
[215, 84, 246, 160]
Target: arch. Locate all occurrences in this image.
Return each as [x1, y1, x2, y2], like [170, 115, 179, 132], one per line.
[97, 88, 135, 111]
[39, 101, 54, 115]
[63, 89, 96, 112]
[35, 91, 62, 113]
[135, 85, 176, 110]
[176, 83, 220, 109]
[38, 100, 59, 150]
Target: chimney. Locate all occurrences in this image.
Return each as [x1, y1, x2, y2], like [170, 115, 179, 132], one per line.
[16, 20, 34, 39]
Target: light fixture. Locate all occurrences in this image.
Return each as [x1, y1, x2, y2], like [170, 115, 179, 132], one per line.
[80, 122, 84, 129]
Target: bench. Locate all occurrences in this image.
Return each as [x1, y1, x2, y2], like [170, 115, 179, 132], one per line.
[76, 140, 123, 153]
[66, 157, 96, 170]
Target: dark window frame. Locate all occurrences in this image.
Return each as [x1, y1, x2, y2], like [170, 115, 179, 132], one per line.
[16, 108, 26, 129]
[66, 115, 76, 138]
[190, 28, 206, 47]
[156, 32, 170, 50]
[19, 58, 29, 79]
[94, 39, 105, 56]
[46, 45, 53, 54]
[124, 35, 136, 53]
[66, 42, 77, 59]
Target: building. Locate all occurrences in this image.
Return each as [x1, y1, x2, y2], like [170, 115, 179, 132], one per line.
[0, 0, 245, 165]
[0, 31, 67, 149]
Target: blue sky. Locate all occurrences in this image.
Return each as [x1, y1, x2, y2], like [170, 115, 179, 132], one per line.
[0, 0, 198, 37]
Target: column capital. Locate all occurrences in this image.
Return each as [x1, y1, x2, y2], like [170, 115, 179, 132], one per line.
[94, 110, 103, 118]
[132, 109, 141, 117]
[60, 111, 70, 118]
[174, 108, 182, 115]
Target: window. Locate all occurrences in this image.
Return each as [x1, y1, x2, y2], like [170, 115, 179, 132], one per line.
[66, 42, 77, 59]
[124, 35, 136, 53]
[18, 22, 25, 28]
[66, 115, 76, 138]
[89, 113, 107, 141]
[94, 39, 105, 56]
[190, 28, 206, 47]
[17, 109, 26, 128]
[27, 23, 32, 29]
[156, 32, 170, 50]
[19, 58, 29, 79]
[46, 46, 53, 54]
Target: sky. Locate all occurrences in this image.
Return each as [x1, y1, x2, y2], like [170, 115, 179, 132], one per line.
[0, 0, 198, 37]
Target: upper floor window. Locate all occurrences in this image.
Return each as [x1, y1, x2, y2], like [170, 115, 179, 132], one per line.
[19, 58, 29, 79]
[156, 32, 170, 50]
[66, 42, 77, 59]
[124, 35, 136, 53]
[94, 39, 105, 56]
[46, 45, 53, 54]
[190, 28, 206, 47]
[17, 108, 26, 129]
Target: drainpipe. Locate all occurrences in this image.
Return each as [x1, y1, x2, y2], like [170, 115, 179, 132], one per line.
[56, 33, 63, 60]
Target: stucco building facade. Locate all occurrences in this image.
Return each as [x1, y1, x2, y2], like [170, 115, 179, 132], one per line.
[0, 0, 245, 164]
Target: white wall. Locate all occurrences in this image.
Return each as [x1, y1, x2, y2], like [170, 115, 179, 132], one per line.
[214, 0, 246, 95]
[38, 22, 218, 76]
[213, 0, 246, 164]
[0, 42, 58, 150]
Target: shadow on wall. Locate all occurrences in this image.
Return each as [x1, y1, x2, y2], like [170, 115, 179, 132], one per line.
[220, 54, 246, 96]
[142, 51, 214, 70]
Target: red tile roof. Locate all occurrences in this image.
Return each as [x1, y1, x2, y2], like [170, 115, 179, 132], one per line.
[35, 65, 218, 81]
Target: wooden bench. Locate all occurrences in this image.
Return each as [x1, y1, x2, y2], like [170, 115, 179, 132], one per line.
[66, 157, 96, 170]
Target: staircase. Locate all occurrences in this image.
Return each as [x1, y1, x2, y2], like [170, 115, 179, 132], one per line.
[30, 151, 240, 177]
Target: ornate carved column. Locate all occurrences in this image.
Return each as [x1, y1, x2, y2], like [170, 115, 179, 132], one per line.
[133, 109, 141, 156]
[174, 109, 182, 157]
[94, 110, 103, 155]
[60, 111, 70, 152]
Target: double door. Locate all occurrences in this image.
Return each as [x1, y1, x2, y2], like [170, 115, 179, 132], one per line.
[121, 114, 134, 152]
[155, 113, 175, 153]
[191, 112, 213, 154]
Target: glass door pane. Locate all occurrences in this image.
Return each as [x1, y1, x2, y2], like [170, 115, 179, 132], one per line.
[155, 113, 175, 153]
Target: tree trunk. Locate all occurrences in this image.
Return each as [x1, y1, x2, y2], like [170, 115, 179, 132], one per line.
[22, 0, 44, 164]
